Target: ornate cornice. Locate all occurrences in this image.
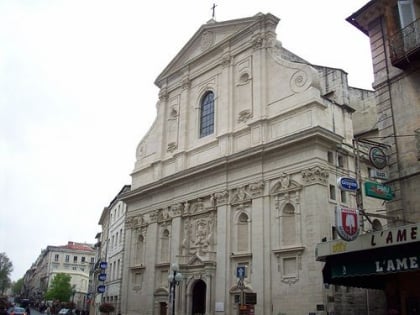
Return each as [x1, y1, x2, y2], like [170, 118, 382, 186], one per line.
[301, 166, 329, 185]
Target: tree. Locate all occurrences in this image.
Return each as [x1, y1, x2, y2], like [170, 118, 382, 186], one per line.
[44, 273, 73, 302]
[0, 253, 13, 294]
[12, 278, 24, 296]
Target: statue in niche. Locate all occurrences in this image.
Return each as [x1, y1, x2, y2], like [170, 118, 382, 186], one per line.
[166, 104, 178, 151]
[182, 218, 192, 254]
[206, 212, 215, 246]
[209, 194, 215, 208]
[184, 201, 190, 215]
[280, 173, 290, 189]
[194, 220, 208, 247]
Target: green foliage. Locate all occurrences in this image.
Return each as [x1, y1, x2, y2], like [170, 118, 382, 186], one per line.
[44, 273, 73, 302]
[12, 278, 24, 295]
[0, 253, 13, 294]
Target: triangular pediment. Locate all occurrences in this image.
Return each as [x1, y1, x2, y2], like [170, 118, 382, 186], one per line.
[155, 13, 279, 86]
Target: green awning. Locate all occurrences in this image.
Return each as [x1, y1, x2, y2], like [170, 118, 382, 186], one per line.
[322, 241, 420, 289]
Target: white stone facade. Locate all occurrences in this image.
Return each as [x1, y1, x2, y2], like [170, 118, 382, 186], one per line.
[120, 13, 378, 315]
[103, 186, 130, 313]
[24, 242, 95, 310]
[92, 185, 130, 315]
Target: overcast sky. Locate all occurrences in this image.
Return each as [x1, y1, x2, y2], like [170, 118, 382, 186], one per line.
[0, 0, 373, 282]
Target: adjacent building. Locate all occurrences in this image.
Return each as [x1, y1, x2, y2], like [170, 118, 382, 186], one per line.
[23, 242, 95, 310]
[120, 12, 382, 315]
[91, 185, 130, 315]
[317, 1, 420, 314]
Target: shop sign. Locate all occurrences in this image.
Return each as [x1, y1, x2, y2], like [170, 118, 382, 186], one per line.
[370, 225, 418, 247]
[335, 206, 359, 241]
[364, 182, 394, 200]
[331, 254, 420, 278]
[369, 168, 389, 180]
[369, 146, 387, 169]
[337, 177, 358, 191]
[316, 224, 420, 260]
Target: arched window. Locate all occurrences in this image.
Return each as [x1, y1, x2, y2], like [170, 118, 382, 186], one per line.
[282, 203, 296, 246]
[135, 235, 144, 265]
[237, 212, 249, 252]
[200, 91, 215, 137]
[160, 229, 170, 262]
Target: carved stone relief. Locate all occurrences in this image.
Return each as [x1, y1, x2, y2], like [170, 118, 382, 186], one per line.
[221, 52, 232, 68]
[157, 208, 171, 223]
[166, 102, 179, 152]
[248, 180, 264, 197]
[170, 203, 183, 217]
[181, 210, 216, 257]
[214, 190, 229, 205]
[167, 142, 177, 152]
[149, 210, 159, 223]
[126, 214, 148, 229]
[251, 33, 264, 50]
[231, 181, 264, 205]
[200, 31, 214, 51]
[184, 196, 215, 215]
[301, 166, 329, 185]
[182, 75, 191, 90]
[237, 110, 253, 123]
[290, 70, 311, 93]
[271, 173, 302, 195]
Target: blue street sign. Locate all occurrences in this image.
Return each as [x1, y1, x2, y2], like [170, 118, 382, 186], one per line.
[99, 261, 107, 269]
[98, 273, 106, 281]
[97, 285, 106, 293]
[337, 177, 358, 192]
[236, 266, 246, 279]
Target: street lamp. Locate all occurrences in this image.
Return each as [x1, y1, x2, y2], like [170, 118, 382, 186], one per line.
[168, 263, 183, 315]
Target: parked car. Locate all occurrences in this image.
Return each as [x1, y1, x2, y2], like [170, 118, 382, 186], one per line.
[7, 307, 26, 315]
[58, 309, 73, 315]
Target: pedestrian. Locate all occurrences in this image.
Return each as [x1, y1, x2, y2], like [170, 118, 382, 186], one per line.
[25, 306, 31, 315]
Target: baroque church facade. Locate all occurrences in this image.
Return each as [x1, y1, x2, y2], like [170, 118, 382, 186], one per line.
[120, 13, 375, 315]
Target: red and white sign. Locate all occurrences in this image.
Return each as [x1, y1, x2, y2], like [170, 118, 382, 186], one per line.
[335, 206, 359, 241]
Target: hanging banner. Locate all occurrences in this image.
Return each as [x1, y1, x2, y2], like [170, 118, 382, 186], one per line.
[335, 206, 360, 241]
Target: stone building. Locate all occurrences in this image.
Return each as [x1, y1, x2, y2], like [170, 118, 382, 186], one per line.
[317, 1, 420, 315]
[94, 185, 130, 314]
[24, 242, 95, 310]
[120, 12, 379, 315]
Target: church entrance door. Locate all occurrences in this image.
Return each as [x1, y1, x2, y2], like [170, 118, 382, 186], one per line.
[191, 279, 206, 315]
[159, 302, 167, 315]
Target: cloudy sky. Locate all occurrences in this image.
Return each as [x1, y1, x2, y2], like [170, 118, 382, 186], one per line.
[0, 0, 373, 282]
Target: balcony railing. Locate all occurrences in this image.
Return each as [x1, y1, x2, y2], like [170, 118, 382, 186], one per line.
[389, 18, 420, 68]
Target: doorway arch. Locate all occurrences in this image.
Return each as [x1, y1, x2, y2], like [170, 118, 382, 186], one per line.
[191, 279, 206, 315]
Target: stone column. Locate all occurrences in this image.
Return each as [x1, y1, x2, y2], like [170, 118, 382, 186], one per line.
[215, 194, 229, 315]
